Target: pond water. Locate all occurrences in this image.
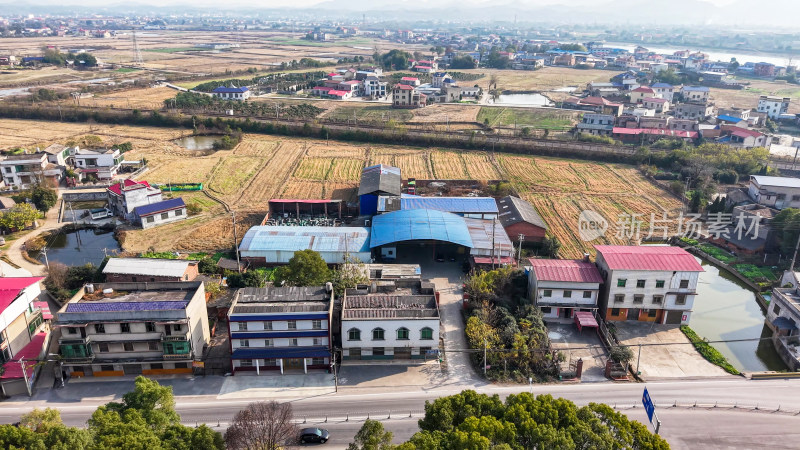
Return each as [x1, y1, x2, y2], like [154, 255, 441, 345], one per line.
[173, 136, 220, 150]
[491, 93, 553, 106]
[691, 257, 787, 372]
[30, 228, 120, 267]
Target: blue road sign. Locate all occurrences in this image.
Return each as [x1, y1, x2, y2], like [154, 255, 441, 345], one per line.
[426, 349, 439, 355]
[642, 387, 655, 423]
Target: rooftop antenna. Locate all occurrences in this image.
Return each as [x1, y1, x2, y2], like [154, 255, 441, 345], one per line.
[132, 30, 143, 67]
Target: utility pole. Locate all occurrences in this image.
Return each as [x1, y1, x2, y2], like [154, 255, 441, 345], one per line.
[636, 343, 642, 375]
[789, 230, 800, 272]
[483, 339, 487, 377]
[41, 247, 49, 270]
[491, 218, 497, 269]
[517, 234, 525, 265]
[331, 351, 338, 392]
[231, 211, 241, 273]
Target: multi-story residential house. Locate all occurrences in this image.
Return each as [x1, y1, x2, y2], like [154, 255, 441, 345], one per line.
[766, 285, 800, 371]
[594, 245, 703, 324]
[668, 119, 698, 132]
[728, 128, 768, 148]
[363, 76, 387, 99]
[651, 83, 675, 102]
[757, 95, 790, 119]
[73, 148, 122, 180]
[0, 153, 62, 188]
[527, 258, 603, 320]
[748, 175, 800, 210]
[630, 86, 656, 103]
[576, 113, 615, 136]
[211, 85, 250, 101]
[342, 280, 439, 360]
[680, 86, 710, 104]
[0, 277, 49, 397]
[55, 281, 209, 378]
[392, 85, 426, 108]
[673, 102, 715, 120]
[754, 62, 776, 78]
[228, 286, 333, 374]
[134, 198, 188, 229]
[107, 179, 162, 219]
[102, 258, 199, 283]
[642, 97, 669, 113]
[42, 143, 77, 167]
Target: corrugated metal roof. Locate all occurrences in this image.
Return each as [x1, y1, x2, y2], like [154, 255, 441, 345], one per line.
[239, 226, 371, 254]
[343, 295, 438, 319]
[463, 218, 513, 255]
[400, 197, 499, 214]
[358, 164, 402, 196]
[0, 332, 46, 380]
[237, 286, 330, 303]
[496, 196, 548, 229]
[135, 198, 185, 217]
[370, 209, 473, 248]
[750, 175, 800, 189]
[103, 258, 194, 278]
[595, 245, 704, 272]
[0, 277, 42, 314]
[65, 301, 189, 312]
[528, 259, 603, 283]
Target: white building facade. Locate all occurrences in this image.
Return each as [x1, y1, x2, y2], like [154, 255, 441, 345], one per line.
[527, 259, 603, 320]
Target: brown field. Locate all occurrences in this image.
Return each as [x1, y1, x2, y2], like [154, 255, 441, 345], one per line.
[711, 80, 800, 114]
[461, 66, 613, 92]
[0, 118, 681, 256]
[85, 87, 177, 110]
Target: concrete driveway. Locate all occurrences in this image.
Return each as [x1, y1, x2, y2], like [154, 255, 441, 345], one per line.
[613, 322, 730, 379]
[547, 321, 608, 382]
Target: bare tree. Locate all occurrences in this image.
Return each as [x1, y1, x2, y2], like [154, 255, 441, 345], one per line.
[225, 401, 297, 450]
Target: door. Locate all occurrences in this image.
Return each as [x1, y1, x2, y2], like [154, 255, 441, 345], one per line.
[665, 310, 683, 324]
[285, 358, 303, 370]
[348, 348, 361, 360]
[164, 326, 172, 336]
[561, 308, 572, 319]
[627, 309, 640, 320]
[394, 347, 412, 359]
[123, 364, 142, 375]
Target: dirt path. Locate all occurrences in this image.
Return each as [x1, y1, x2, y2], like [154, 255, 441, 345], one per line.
[4, 196, 64, 277]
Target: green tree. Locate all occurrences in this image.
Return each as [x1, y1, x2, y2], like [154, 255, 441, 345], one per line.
[331, 258, 368, 295]
[273, 249, 331, 287]
[0, 203, 41, 231]
[31, 185, 58, 212]
[102, 375, 180, 429]
[73, 52, 97, 67]
[609, 345, 634, 364]
[348, 419, 394, 450]
[19, 408, 63, 433]
[450, 55, 477, 69]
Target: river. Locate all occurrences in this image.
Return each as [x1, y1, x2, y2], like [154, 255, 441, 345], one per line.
[691, 257, 786, 372]
[606, 42, 795, 67]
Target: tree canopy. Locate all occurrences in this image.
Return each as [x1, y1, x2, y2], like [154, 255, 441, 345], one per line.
[273, 249, 331, 287]
[375, 49, 412, 71]
[225, 401, 296, 450]
[31, 186, 58, 212]
[449, 55, 477, 69]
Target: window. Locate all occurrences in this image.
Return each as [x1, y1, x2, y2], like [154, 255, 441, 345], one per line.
[647, 309, 658, 318]
[145, 322, 156, 332]
[146, 216, 155, 223]
[287, 320, 297, 330]
[421, 327, 434, 340]
[372, 328, 385, 341]
[542, 289, 552, 297]
[161, 213, 169, 220]
[98, 343, 109, 353]
[240, 339, 249, 348]
[541, 307, 552, 314]
[173, 324, 181, 332]
[583, 291, 592, 299]
[611, 308, 621, 316]
[312, 357, 325, 365]
[175, 362, 188, 369]
[94, 324, 105, 334]
[150, 363, 163, 370]
[289, 338, 299, 347]
[792, 195, 800, 202]
[348, 328, 361, 341]
[123, 343, 134, 352]
[397, 327, 410, 340]
[313, 338, 322, 346]
[373, 347, 385, 356]
[239, 359, 253, 367]
[563, 290, 572, 298]
[67, 327, 77, 335]
[679, 280, 690, 289]
[263, 339, 274, 347]
[617, 279, 627, 287]
[655, 280, 665, 288]
[777, 194, 787, 200]
[238, 322, 248, 331]
[676, 294, 687, 305]
[312, 320, 322, 330]
[263, 359, 277, 366]
[100, 365, 114, 372]
[633, 295, 644, 304]
[614, 294, 625, 303]
[175, 209, 182, 216]
[636, 280, 646, 288]
[773, 304, 781, 315]
[120, 323, 131, 333]
[148, 342, 159, 351]
[652, 295, 663, 304]
[263, 321, 272, 330]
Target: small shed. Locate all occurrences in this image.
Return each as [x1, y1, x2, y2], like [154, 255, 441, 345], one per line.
[496, 196, 548, 243]
[238, 226, 371, 265]
[359, 165, 401, 215]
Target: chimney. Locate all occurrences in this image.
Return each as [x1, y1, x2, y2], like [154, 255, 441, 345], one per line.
[583, 253, 590, 263]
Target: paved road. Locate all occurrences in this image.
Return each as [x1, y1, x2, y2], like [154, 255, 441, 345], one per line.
[4, 191, 63, 276]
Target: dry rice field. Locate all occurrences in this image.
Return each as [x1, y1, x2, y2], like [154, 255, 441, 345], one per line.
[0, 119, 681, 256]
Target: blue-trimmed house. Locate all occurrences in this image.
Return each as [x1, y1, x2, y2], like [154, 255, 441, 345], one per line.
[227, 286, 334, 374]
[211, 85, 250, 101]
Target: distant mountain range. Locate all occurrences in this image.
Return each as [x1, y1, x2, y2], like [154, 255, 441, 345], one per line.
[1, 0, 799, 27]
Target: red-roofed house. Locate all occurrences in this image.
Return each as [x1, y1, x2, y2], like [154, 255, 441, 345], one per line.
[563, 96, 623, 116]
[630, 86, 657, 103]
[327, 90, 352, 100]
[0, 277, 46, 396]
[311, 85, 334, 96]
[527, 258, 603, 320]
[392, 84, 426, 108]
[728, 127, 768, 148]
[106, 179, 162, 219]
[398, 77, 420, 87]
[594, 245, 703, 324]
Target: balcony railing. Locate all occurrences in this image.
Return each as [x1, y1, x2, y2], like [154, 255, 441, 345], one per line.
[162, 334, 189, 342]
[162, 353, 191, 360]
[59, 335, 91, 344]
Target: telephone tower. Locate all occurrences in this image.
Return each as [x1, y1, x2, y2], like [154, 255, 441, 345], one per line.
[132, 31, 143, 67]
